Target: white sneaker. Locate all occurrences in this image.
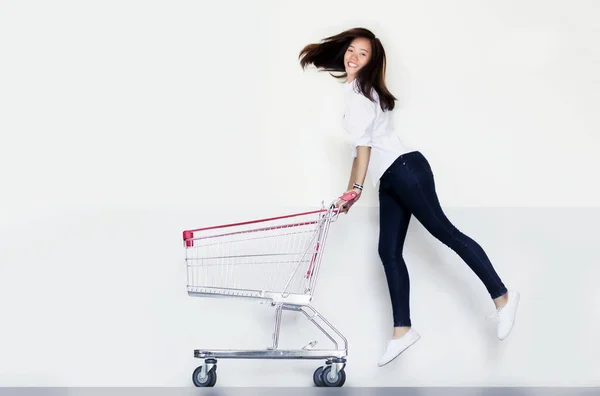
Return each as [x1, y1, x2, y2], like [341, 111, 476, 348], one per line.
[377, 328, 421, 367]
[493, 290, 520, 340]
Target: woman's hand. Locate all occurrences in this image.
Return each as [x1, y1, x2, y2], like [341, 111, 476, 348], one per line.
[337, 188, 361, 214]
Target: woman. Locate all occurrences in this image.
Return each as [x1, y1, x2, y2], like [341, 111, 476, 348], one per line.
[298, 27, 520, 367]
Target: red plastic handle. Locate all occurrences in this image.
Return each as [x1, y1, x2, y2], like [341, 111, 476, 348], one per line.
[339, 191, 358, 202]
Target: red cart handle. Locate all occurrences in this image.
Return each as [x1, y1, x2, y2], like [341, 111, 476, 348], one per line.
[339, 191, 358, 202]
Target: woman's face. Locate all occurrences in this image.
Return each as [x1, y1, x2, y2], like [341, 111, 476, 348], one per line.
[344, 37, 372, 81]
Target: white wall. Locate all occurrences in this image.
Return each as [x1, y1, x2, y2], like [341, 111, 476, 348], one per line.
[1, 0, 599, 387]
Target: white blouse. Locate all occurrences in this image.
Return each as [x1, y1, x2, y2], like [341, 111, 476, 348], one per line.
[342, 79, 413, 187]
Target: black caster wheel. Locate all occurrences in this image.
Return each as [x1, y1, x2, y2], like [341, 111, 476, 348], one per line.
[313, 366, 325, 387]
[192, 365, 217, 387]
[321, 365, 346, 387]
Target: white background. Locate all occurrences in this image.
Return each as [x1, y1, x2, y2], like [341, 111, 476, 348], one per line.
[1, 0, 599, 387]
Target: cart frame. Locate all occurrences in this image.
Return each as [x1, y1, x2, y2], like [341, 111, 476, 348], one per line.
[182, 193, 357, 387]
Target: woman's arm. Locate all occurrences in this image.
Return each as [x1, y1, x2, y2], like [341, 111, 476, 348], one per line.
[347, 146, 371, 191]
[340, 146, 371, 213]
[340, 89, 376, 212]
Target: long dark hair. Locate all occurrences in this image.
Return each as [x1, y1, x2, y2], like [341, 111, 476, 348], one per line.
[298, 27, 397, 111]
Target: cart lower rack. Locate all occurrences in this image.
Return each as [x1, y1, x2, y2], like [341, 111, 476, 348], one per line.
[182, 193, 357, 387]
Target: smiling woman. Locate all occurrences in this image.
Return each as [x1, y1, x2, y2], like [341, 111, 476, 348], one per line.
[298, 27, 520, 368]
[298, 27, 396, 112]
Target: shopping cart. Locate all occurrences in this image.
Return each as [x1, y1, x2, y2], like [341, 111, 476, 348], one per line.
[182, 191, 358, 388]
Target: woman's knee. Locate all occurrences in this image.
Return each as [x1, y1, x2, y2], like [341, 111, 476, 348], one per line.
[378, 245, 393, 263]
[426, 219, 461, 245]
[377, 239, 396, 264]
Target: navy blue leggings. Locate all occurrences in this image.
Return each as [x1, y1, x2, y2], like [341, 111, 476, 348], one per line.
[378, 151, 507, 327]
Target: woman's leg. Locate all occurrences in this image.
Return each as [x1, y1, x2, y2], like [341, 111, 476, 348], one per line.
[385, 152, 508, 300]
[381, 151, 520, 340]
[376, 176, 422, 367]
[383, 151, 519, 340]
[378, 181, 412, 332]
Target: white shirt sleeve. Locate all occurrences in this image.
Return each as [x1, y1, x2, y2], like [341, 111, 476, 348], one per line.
[344, 92, 377, 158]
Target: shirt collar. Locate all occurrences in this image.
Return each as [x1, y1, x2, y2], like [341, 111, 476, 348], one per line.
[344, 78, 358, 92]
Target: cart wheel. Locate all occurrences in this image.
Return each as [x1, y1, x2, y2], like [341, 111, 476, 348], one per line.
[321, 366, 346, 387]
[313, 366, 325, 387]
[192, 365, 217, 387]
